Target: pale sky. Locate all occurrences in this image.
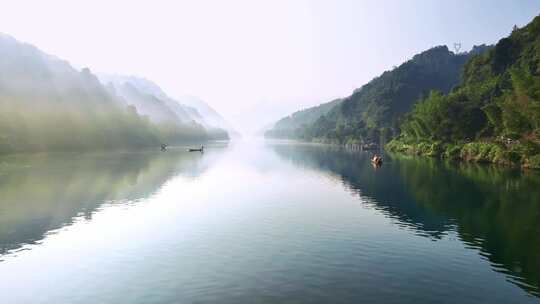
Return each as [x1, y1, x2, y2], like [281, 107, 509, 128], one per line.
[0, 0, 538, 134]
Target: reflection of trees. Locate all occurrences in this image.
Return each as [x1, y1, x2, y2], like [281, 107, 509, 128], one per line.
[389, 154, 540, 296]
[271, 144, 540, 297]
[270, 144, 453, 238]
[0, 150, 212, 257]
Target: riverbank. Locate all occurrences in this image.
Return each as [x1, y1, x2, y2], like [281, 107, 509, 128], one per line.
[386, 138, 540, 169]
[271, 136, 383, 151]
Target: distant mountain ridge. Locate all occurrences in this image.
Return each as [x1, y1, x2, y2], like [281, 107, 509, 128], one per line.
[99, 74, 238, 139]
[176, 95, 241, 138]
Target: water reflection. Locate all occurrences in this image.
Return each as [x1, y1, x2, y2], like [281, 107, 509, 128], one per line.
[0, 145, 223, 258]
[270, 143, 454, 238]
[270, 143, 540, 297]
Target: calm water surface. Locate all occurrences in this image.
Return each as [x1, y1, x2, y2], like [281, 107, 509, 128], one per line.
[0, 140, 539, 303]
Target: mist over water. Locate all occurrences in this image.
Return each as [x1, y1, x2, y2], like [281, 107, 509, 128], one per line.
[0, 141, 539, 303]
[1, 3, 540, 303]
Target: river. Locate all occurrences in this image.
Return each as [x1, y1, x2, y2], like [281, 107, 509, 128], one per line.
[0, 140, 539, 303]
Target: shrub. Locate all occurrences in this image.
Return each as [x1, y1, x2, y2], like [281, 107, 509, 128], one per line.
[443, 144, 463, 160]
[525, 154, 540, 169]
[461, 142, 505, 163]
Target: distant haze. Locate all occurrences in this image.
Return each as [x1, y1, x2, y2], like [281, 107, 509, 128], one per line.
[1, 0, 539, 134]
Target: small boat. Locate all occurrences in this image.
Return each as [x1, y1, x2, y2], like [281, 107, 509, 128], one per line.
[372, 159, 383, 166]
[188, 145, 204, 152]
[371, 155, 383, 166]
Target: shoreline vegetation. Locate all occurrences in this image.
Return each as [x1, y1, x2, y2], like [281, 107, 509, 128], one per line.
[385, 139, 540, 169]
[267, 15, 540, 170]
[386, 16, 540, 169]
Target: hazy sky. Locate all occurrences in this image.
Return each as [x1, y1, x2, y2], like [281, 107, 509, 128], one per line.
[1, 1, 539, 134]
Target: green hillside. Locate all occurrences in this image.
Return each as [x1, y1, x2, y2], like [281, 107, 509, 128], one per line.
[265, 98, 342, 139]
[387, 15, 540, 168]
[267, 44, 489, 146]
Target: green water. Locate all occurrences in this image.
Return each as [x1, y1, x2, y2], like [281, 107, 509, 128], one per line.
[0, 141, 539, 303]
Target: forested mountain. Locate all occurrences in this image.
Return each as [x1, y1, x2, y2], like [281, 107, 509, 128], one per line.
[265, 98, 342, 139]
[111, 82, 185, 124]
[388, 15, 540, 168]
[0, 34, 228, 153]
[266, 45, 490, 145]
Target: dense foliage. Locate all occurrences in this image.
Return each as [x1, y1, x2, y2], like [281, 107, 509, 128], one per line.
[266, 45, 489, 145]
[388, 16, 540, 168]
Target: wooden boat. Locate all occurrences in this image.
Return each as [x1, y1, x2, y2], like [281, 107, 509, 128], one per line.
[371, 157, 383, 166]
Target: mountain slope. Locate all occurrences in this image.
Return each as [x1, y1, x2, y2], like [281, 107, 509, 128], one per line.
[99, 74, 193, 123]
[112, 82, 183, 124]
[268, 45, 490, 145]
[99, 75, 231, 139]
[387, 15, 540, 168]
[0, 34, 218, 153]
[177, 95, 241, 138]
[265, 98, 342, 139]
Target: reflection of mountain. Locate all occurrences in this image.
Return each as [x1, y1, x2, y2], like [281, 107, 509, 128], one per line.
[0, 148, 221, 257]
[270, 143, 540, 297]
[270, 144, 453, 238]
